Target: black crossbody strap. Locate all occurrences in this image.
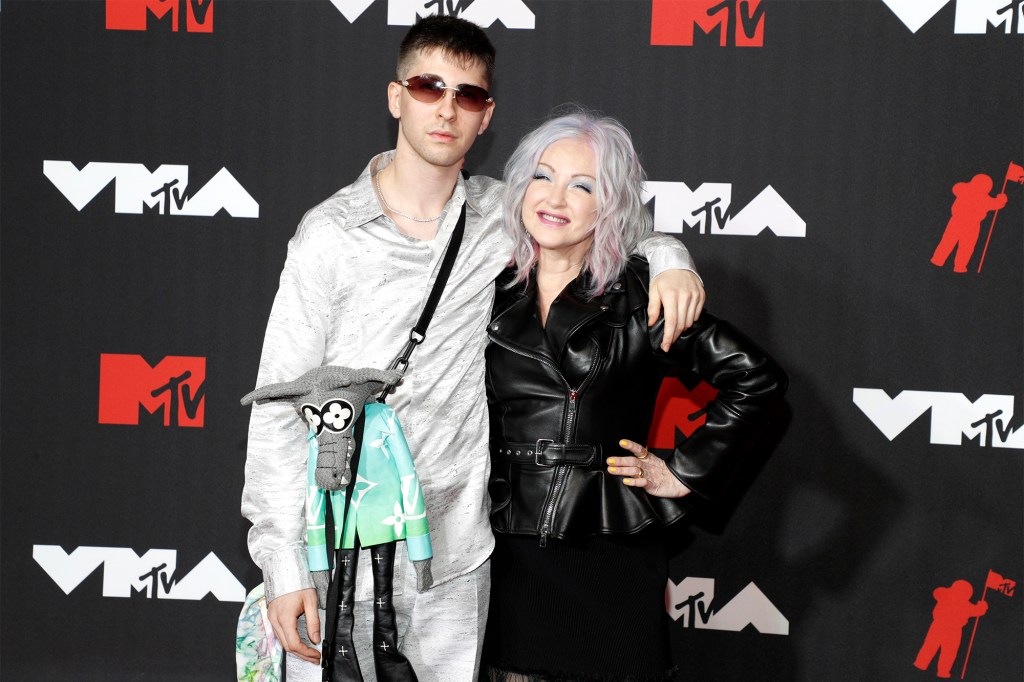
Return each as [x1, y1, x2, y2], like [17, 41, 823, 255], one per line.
[377, 201, 467, 402]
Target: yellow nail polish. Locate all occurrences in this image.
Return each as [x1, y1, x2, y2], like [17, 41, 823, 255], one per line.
[608, 458, 617, 465]
[624, 478, 633, 485]
[609, 466, 617, 473]
[619, 439, 628, 447]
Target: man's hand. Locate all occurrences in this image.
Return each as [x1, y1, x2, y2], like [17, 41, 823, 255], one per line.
[267, 588, 321, 664]
[648, 270, 705, 351]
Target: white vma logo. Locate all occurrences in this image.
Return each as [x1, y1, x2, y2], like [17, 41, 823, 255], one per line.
[643, 182, 806, 237]
[43, 161, 259, 218]
[33, 545, 246, 602]
[328, 0, 535, 28]
[881, 0, 1024, 34]
[853, 389, 1024, 449]
[666, 577, 789, 635]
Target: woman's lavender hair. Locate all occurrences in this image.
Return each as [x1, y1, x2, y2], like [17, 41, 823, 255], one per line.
[501, 108, 653, 297]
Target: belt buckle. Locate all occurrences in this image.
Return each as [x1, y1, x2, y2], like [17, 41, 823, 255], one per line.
[534, 439, 554, 466]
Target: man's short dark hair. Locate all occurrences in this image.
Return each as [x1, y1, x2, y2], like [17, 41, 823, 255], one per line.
[397, 15, 496, 86]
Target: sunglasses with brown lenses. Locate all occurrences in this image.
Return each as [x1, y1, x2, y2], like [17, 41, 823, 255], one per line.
[396, 75, 494, 113]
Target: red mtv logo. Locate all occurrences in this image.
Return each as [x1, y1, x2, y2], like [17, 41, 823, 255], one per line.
[651, 0, 764, 47]
[106, 0, 214, 33]
[98, 354, 206, 427]
[646, 377, 719, 449]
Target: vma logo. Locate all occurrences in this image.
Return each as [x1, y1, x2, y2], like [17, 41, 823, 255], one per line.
[98, 354, 206, 428]
[651, 0, 765, 47]
[106, 0, 214, 33]
[329, 0, 535, 28]
[643, 182, 806, 237]
[853, 388, 1024, 450]
[647, 377, 719, 448]
[881, 0, 1024, 34]
[33, 545, 245, 602]
[667, 577, 789, 635]
[44, 161, 259, 218]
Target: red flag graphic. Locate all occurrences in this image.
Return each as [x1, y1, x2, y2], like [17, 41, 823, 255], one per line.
[985, 570, 1016, 597]
[1006, 162, 1024, 185]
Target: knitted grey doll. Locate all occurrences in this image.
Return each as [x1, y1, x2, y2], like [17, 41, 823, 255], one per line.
[242, 365, 426, 680]
[241, 365, 402, 489]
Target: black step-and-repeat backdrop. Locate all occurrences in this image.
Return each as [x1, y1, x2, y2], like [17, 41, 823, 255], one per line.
[2, 1, 1021, 680]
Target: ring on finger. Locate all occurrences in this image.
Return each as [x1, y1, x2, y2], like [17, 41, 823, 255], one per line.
[636, 447, 650, 460]
[636, 466, 645, 478]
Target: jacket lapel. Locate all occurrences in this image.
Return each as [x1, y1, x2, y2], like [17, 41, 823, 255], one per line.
[543, 275, 608, 362]
[489, 277, 557, 364]
[491, 271, 632, 368]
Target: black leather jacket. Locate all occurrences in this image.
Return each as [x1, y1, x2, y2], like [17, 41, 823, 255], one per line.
[485, 258, 787, 544]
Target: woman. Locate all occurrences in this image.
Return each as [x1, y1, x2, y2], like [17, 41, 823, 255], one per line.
[482, 111, 788, 681]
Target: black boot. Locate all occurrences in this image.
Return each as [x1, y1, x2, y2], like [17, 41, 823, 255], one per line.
[370, 541, 418, 681]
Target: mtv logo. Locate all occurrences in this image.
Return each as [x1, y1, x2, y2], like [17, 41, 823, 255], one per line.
[328, 0, 535, 28]
[667, 576, 789, 634]
[106, 0, 214, 32]
[98, 354, 206, 427]
[651, 0, 765, 47]
[647, 377, 719, 448]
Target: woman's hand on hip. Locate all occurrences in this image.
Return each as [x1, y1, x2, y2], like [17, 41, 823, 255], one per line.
[607, 439, 692, 499]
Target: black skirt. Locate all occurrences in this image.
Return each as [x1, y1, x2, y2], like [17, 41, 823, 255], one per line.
[483, 531, 674, 681]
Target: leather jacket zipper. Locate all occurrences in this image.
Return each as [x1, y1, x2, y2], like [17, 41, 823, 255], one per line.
[539, 389, 576, 548]
[539, 344, 600, 548]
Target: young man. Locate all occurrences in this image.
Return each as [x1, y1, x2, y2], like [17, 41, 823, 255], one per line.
[242, 16, 704, 681]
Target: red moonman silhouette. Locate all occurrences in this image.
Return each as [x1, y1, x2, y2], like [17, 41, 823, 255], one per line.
[930, 175, 1008, 273]
[913, 580, 988, 678]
